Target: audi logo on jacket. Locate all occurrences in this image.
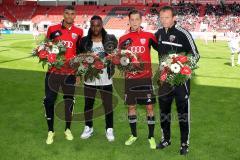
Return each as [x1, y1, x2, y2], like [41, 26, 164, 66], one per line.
[46, 21, 83, 75]
[119, 29, 158, 79]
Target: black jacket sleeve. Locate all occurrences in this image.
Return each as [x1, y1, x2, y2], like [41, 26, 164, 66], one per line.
[77, 36, 87, 55]
[181, 31, 200, 62]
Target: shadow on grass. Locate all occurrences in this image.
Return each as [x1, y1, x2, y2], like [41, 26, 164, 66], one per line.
[0, 67, 239, 123]
[0, 55, 32, 64]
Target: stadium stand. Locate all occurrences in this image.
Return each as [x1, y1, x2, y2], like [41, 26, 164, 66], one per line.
[0, 0, 239, 32]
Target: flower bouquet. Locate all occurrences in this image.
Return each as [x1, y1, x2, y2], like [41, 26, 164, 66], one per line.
[159, 53, 198, 86]
[105, 49, 144, 75]
[32, 39, 66, 69]
[70, 52, 106, 81]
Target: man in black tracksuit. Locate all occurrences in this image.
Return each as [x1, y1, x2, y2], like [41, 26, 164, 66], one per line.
[154, 6, 200, 155]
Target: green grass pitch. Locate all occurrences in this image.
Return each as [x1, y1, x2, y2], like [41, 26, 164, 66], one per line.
[0, 34, 239, 160]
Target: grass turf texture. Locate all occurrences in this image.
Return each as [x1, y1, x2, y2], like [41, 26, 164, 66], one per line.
[0, 34, 239, 160]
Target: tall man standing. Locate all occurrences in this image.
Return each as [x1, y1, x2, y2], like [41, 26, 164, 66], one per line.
[43, 6, 83, 144]
[155, 6, 200, 155]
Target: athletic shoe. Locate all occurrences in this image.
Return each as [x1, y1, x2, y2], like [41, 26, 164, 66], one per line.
[80, 126, 93, 139]
[125, 135, 137, 145]
[64, 129, 74, 141]
[180, 143, 189, 155]
[46, 131, 55, 145]
[105, 128, 115, 142]
[157, 139, 171, 149]
[148, 137, 156, 149]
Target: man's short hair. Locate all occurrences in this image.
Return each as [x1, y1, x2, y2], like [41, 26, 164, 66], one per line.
[64, 5, 75, 11]
[90, 15, 103, 22]
[159, 6, 176, 17]
[128, 9, 142, 18]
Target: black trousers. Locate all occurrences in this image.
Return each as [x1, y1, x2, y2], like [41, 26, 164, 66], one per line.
[158, 80, 190, 145]
[84, 84, 113, 129]
[43, 73, 76, 131]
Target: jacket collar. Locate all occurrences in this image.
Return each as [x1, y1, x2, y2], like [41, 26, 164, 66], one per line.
[164, 23, 176, 33]
[129, 27, 143, 34]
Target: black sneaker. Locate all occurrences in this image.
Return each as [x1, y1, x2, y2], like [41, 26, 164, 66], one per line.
[157, 139, 171, 149]
[180, 143, 189, 155]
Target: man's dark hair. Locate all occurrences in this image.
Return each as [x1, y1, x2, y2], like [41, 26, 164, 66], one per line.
[159, 6, 176, 17]
[90, 15, 103, 22]
[64, 5, 75, 11]
[128, 9, 142, 18]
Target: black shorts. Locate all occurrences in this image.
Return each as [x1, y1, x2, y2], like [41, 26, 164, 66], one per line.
[213, 35, 216, 39]
[125, 78, 156, 105]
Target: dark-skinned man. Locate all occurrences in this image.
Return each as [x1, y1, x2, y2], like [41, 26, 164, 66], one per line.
[77, 15, 118, 142]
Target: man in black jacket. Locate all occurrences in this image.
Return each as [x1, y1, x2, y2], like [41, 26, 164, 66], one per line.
[77, 15, 118, 142]
[154, 6, 200, 155]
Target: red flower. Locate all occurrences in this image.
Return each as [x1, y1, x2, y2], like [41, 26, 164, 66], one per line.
[180, 66, 192, 75]
[112, 56, 120, 65]
[106, 54, 113, 61]
[125, 52, 132, 58]
[83, 62, 89, 68]
[38, 50, 48, 59]
[47, 54, 57, 63]
[94, 61, 105, 70]
[160, 72, 167, 81]
[176, 56, 188, 64]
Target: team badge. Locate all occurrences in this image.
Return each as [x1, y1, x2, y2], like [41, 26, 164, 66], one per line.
[169, 35, 176, 42]
[140, 38, 146, 45]
[72, 33, 77, 39]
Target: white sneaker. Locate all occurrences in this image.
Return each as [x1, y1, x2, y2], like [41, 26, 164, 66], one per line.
[80, 126, 93, 139]
[106, 128, 115, 142]
[46, 131, 55, 145]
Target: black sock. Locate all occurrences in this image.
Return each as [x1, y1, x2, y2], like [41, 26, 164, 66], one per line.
[65, 99, 74, 131]
[47, 118, 54, 132]
[65, 122, 71, 131]
[128, 115, 137, 137]
[45, 105, 54, 132]
[147, 116, 155, 139]
[85, 121, 93, 128]
[105, 111, 113, 130]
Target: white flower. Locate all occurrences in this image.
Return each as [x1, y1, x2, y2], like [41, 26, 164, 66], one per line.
[161, 62, 167, 68]
[170, 63, 181, 73]
[38, 45, 45, 52]
[120, 56, 130, 66]
[85, 56, 94, 64]
[51, 46, 59, 54]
